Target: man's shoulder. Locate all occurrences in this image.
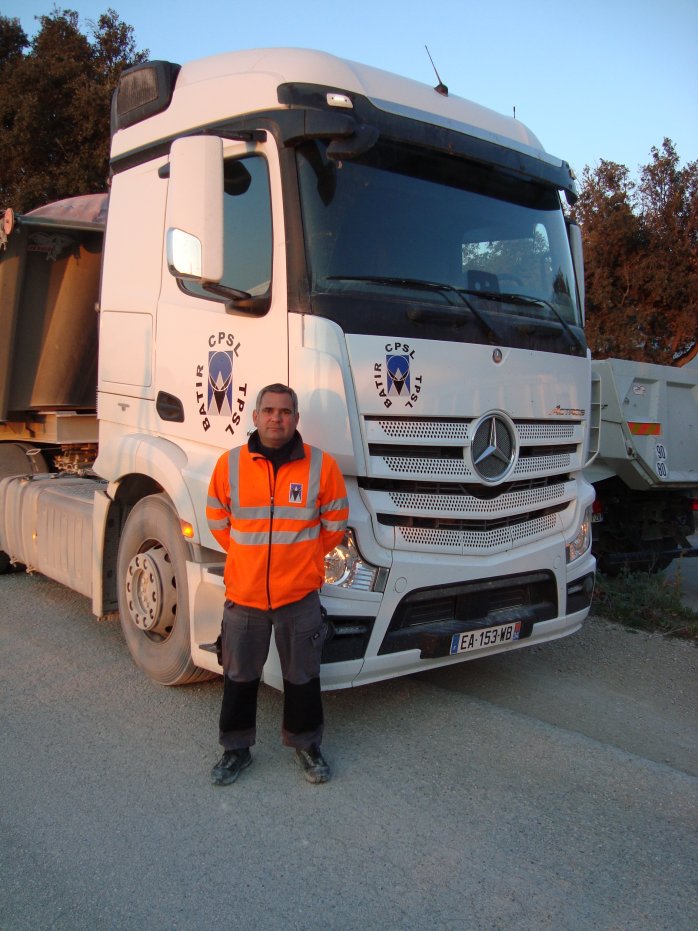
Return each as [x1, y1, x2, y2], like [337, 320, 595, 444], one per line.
[213, 444, 247, 470]
[308, 445, 344, 481]
[303, 442, 336, 461]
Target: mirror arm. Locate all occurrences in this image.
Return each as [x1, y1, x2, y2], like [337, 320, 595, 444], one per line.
[201, 280, 251, 301]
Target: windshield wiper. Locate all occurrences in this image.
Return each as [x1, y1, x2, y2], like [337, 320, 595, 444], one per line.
[460, 289, 585, 355]
[326, 275, 503, 343]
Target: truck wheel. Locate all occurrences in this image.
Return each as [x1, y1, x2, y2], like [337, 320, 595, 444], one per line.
[117, 494, 211, 685]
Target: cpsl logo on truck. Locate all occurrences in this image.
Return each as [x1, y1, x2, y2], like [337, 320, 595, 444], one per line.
[194, 333, 248, 436]
[373, 341, 424, 409]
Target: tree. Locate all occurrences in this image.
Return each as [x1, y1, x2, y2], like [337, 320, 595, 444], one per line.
[574, 140, 698, 365]
[635, 140, 698, 363]
[0, 15, 28, 63]
[0, 7, 147, 212]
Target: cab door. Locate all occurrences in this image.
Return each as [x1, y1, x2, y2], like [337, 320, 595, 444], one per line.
[154, 135, 289, 542]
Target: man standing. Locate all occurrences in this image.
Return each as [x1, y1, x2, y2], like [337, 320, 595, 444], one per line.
[206, 383, 349, 786]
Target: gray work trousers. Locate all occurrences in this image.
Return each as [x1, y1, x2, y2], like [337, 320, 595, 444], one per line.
[218, 591, 326, 751]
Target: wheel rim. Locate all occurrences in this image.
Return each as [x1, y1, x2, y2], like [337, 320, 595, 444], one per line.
[124, 543, 178, 641]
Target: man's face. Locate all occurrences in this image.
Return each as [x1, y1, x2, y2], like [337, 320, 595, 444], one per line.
[252, 391, 299, 449]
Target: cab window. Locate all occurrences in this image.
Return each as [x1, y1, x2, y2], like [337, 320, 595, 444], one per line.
[183, 155, 272, 301]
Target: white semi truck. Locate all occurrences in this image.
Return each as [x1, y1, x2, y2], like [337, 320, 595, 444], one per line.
[0, 48, 596, 689]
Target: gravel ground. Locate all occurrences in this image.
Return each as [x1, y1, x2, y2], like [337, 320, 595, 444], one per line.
[1, 559, 696, 930]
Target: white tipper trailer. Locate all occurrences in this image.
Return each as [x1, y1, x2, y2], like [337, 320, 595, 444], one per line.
[587, 356, 698, 573]
[0, 48, 596, 689]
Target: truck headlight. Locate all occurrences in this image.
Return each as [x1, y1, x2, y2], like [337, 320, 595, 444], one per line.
[324, 529, 387, 592]
[566, 506, 592, 563]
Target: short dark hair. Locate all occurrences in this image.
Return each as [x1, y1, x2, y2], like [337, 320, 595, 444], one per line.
[255, 383, 298, 415]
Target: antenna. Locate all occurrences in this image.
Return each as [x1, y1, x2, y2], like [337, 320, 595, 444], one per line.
[425, 45, 448, 97]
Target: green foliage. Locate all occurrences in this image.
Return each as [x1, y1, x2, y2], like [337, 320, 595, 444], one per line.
[0, 7, 147, 212]
[592, 568, 698, 641]
[573, 140, 698, 364]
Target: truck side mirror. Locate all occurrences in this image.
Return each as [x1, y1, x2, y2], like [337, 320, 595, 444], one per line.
[165, 135, 224, 283]
[566, 219, 585, 324]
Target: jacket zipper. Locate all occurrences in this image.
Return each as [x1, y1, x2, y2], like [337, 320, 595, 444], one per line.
[265, 460, 276, 609]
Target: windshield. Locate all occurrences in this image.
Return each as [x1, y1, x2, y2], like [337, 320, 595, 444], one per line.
[297, 140, 584, 352]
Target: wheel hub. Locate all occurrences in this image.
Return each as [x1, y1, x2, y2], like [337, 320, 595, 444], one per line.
[124, 545, 177, 637]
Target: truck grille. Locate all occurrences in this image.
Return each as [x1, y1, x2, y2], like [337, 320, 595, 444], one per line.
[361, 415, 582, 554]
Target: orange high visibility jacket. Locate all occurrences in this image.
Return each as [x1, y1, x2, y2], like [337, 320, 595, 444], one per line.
[206, 433, 349, 610]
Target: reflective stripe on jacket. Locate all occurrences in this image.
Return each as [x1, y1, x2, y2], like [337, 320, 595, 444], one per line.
[206, 438, 349, 610]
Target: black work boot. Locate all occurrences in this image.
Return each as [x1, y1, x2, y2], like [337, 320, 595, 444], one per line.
[295, 745, 331, 784]
[211, 748, 252, 786]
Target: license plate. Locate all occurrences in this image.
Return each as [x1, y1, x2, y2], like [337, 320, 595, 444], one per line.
[450, 621, 521, 655]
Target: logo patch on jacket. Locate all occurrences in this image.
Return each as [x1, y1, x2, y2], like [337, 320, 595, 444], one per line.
[289, 483, 303, 503]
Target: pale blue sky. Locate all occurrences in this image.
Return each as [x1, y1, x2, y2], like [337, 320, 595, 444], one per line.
[4, 0, 697, 178]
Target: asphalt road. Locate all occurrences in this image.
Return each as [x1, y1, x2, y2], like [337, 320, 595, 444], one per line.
[1, 566, 697, 931]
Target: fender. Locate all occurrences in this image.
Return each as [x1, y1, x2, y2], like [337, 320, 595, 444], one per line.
[92, 434, 199, 617]
[99, 433, 196, 529]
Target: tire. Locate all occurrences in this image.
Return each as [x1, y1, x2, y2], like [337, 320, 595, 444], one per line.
[117, 494, 211, 685]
